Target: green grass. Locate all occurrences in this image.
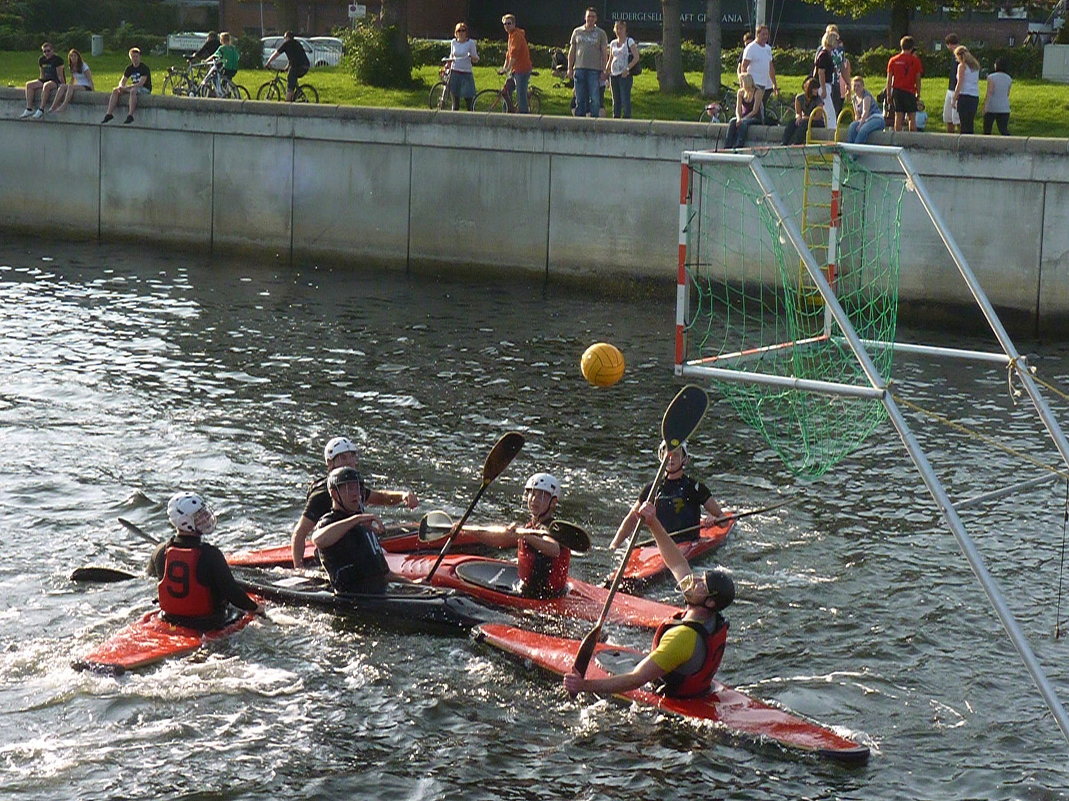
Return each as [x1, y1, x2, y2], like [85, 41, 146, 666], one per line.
[3, 49, 1066, 137]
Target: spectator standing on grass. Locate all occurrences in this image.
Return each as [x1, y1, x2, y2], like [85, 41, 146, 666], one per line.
[265, 31, 310, 102]
[49, 49, 93, 114]
[736, 31, 754, 78]
[886, 36, 923, 132]
[942, 33, 960, 133]
[813, 31, 839, 128]
[982, 59, 1012, 135]
[567, 6, 609, 118]
[447, 22, 479, 111]
[102, 48, 151, 125]
[606, 20, 640, 119]
[952, 45, 981, 134]
[500, 14, 533, 113]
[824, 25, 852, 117]
[19, 42, 65, 119]
[741, 25, 778, 121]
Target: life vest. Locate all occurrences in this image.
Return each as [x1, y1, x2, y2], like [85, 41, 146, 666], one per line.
[651, 611, 728, 698]
[517, 535, 570, 599]
[158, 541, 215, 618]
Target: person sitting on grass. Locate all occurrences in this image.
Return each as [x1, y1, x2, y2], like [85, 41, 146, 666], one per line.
[471, 472, 573, 599]
[565, 500, 735, 698]
[149, 492, 262, 630]
[19, 41, 65, 119]
[102, 47, 151, 125]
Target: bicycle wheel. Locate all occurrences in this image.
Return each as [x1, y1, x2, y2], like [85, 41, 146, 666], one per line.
[295, 84, 318, 103]
[428, 81, 450, 110]
[526, 88, 542, 115]
[474, 88, 506, 113]
[257, 81, 280, 101]
[233, 83, 251, 100]
[162, 73, 178, 96]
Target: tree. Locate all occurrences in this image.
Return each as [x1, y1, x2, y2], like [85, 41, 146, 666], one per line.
[809, 0, 926, 43]
[378, 0, 412, 78]
[659, 0, 688, 92]
[702, 0, 723, 98]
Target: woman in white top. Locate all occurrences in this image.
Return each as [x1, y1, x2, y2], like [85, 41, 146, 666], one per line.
[952, 45, 981, 134]
[605, 20, 640, 119]
[982, 58, 1012, 136]
[50, 48, 93, 113]
[447, 22, 479, 111]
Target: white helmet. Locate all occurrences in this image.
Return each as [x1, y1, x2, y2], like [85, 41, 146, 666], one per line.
[166, 492, 217, 536]
[525, 472, 562, 500]
[323, 436, 359, 465]
[658, 440, 690, 460]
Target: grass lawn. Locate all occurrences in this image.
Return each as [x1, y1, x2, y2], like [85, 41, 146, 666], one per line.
[3, 49, 1067, 137]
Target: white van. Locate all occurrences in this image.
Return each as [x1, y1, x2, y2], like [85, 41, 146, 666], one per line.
[309, 37, 344, 67]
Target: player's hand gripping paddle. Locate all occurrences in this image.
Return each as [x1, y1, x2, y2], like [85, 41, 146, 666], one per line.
[571, 385, 709, 680]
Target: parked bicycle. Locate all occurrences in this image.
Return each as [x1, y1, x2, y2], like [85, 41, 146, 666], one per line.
[473, 71, 543, 114]
[256, 68, 319, 103]
[428, 58, 454, 110]
[197, 58, 250, 100]
[699, 82, 793, 125]
[161, 58, 208, 97]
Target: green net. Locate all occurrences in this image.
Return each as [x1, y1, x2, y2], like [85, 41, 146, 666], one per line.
[681, 145, 906, 478]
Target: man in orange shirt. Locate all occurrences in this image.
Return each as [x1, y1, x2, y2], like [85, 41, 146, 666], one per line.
[500, 13, 533, 113]
[886, 35, 923, 132]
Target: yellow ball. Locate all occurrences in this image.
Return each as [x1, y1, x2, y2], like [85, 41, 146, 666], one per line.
[581, 343, 626, 387]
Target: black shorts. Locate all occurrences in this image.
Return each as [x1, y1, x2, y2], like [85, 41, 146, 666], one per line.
[287, 65, 309, 90]
[891, 88, 918, 114]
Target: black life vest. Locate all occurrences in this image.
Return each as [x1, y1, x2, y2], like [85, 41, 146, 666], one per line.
[651, 611, 728, 698]
[158, 541, 215, 618]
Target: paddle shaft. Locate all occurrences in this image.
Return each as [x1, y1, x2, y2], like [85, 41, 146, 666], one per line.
[423, 481, 490, 582]
[632, 497, 794, 548]
[118, 517, 162, 546]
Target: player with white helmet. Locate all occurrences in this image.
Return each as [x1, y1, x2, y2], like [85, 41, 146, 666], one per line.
[290, 435, 420, 567]
[472, 471, 572, 599]
[148, 492, 260, 627]
[610, 440, 725, 549]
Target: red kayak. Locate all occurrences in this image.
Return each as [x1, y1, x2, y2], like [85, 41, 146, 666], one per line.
[475, 623, 870, 763]
[384, 552, 681, 628]
[72, 608, 258, 675]
[609, 518, 736, 590]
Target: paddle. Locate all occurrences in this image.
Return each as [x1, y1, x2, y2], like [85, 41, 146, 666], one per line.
[70, 566, 141, 583]
[423, 431, 525, 583]
[546, 520, 591, 553]
[416, 510, 457, 542]
[118, 517, 162, 546]
[630, 497, 795, 549]
[571, 384, 709, 680]
[417, 510, 589, 553]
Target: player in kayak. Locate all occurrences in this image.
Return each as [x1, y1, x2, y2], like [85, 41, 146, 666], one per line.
[610, 440, 725, 547]
[291, 436, 419, 566]
[149, 492, 262, 629]
[312, 466, 414, 593]
[470, 472, 572, 599]
[565, 500, 734, 697]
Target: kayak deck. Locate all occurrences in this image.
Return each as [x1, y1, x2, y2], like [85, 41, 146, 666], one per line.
[386, 553, 681, 628]
[474, 623, 870, 764]
[72, 608, 256, 676]
[610, 518, 736, 590]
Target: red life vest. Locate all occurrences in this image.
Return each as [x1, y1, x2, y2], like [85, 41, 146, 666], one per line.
[158, 542, 215, 618]
[651, 611, 728, 698]
[517, 535, 570, 598]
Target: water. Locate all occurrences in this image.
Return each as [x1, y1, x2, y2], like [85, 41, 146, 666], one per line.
[1, 235, 1068, 800]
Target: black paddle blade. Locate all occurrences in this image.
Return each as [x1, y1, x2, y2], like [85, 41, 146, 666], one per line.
[661, 384, 709, 450]
[70, 566, 141, 583]
[482, 431, 525, 484]
[547, 520, 591, 553]
[118, 517, 162, 546]
[417, 510, 454, 542]
[571, 623, 601, 678]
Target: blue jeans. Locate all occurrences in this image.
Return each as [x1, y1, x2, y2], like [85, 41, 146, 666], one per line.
[512, 71, 531, 113]
[847, 116, 885, 144]
[573, 68, 601, 117]
[609, 73, 632, 118]
[725, 116, 757, 148]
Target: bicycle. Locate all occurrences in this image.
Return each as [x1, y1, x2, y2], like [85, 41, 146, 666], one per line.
[255, 68, 319, 103]
[698, 83, 735, 124]
[161, 58, 207, 97]
[428, 58, 453, 110]
[197, 58, 250, 100]
[473, 71, 543, 114]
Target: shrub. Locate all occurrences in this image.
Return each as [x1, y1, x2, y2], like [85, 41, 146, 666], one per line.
[341, 21, 413, 87]
[236, 34, 262, 70]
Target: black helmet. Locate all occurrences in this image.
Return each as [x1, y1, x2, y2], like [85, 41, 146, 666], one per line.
[703, 567, 735, 611]
[328, 466, 363, 491]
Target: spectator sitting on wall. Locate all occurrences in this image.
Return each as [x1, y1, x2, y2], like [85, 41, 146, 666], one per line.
[781, 76, 825, 145]
[19, 41, 65, 119]
[49, 48, 94, 114]
[102, 48, 151, 125]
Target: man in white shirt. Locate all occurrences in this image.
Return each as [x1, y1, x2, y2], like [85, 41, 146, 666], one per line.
[740, 24, 778, 121]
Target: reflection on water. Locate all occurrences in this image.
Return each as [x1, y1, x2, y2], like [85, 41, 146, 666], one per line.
[0, 235, 1067, 799]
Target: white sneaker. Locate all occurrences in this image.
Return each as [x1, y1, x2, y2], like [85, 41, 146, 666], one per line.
[18, 109, 32, 118]
[31, 109, 43, 119]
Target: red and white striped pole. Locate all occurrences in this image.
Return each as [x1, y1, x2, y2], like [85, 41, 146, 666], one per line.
[675, 158, 690, 376]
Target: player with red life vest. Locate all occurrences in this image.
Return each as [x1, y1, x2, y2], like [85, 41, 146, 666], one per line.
[471, 472, 572, 599]
[564, 500, 734, 698]
[149, 492, 261, 629]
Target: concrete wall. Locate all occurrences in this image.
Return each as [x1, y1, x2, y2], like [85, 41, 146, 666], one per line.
[2, 87, 1068, 333]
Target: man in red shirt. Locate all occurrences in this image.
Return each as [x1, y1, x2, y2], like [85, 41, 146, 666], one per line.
[886, 36, 923, 132]
[500, 13, 533, 113]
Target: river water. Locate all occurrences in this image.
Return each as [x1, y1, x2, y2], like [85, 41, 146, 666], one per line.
[1, 235, 1067, 800]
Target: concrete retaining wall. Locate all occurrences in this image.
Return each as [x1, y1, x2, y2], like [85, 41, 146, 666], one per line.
[2, 87, 1068, 333]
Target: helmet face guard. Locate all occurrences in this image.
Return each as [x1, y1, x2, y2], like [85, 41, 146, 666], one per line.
[167, 492, 217, 536]
[658, 440, 690, 462]
[327, 466, 363, 492]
